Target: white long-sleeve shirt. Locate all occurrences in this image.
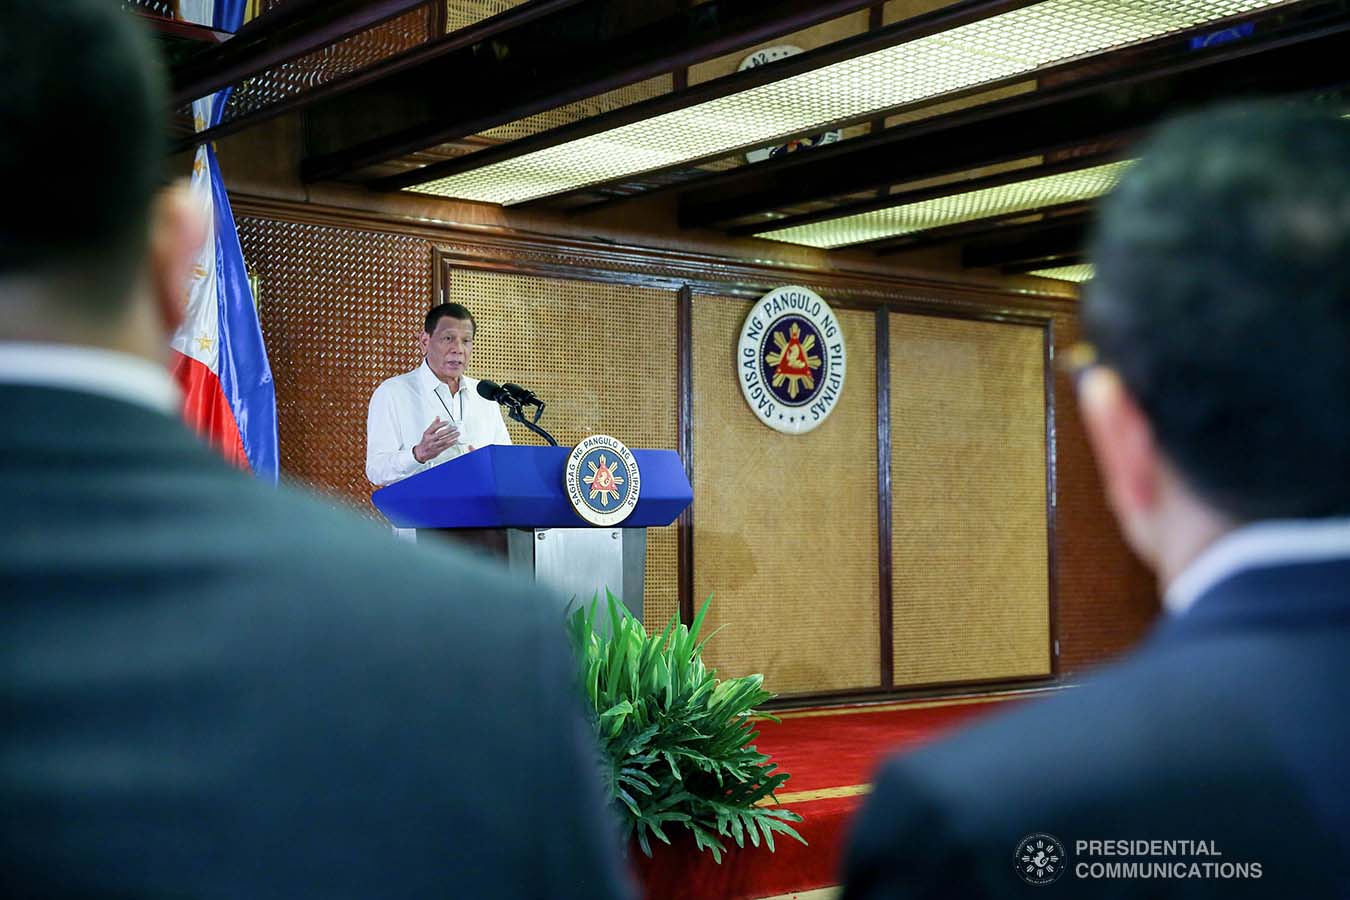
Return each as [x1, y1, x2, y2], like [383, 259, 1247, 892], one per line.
[365, 360, 511, 486]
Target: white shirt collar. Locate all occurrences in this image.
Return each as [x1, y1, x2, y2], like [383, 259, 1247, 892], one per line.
[1164, 516, 1350, 616]
[0, 341, 180, 415]
[416, 359, 474, 396]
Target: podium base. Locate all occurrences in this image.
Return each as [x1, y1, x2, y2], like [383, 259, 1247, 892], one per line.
[413, 527, 645, 622]
[521, 528, 645, 622]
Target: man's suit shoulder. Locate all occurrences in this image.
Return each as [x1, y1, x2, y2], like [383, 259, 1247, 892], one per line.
[206, 466, 557, 630]
[872, 642, 1303, 826]
[847, 634, 1344, 898]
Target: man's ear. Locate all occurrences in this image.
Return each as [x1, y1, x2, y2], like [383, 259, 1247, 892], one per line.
[1078, 366, 1163, 559]
[147, 182, 206, 337]
[417, 330, 430, 355]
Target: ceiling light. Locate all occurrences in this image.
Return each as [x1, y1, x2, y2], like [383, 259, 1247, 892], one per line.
[757, 159, 1132, 248]
[407, 0, 1289, 205]
[1028, 263, 1095, 282]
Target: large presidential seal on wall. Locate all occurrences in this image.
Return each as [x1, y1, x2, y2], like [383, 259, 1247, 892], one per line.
[736, 286, 846, 434]
[566, 435, 641, 526]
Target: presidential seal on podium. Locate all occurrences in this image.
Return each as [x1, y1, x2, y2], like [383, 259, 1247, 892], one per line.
[565, 434, 642, 526]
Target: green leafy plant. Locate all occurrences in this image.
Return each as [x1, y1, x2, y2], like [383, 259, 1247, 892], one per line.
[566, 591, 805, 863]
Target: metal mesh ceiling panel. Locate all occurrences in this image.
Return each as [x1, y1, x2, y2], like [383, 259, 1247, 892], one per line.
[408, 0, 1288, 204]
[760, 159, 1132, 248]
[1030, 263, 1096, 282]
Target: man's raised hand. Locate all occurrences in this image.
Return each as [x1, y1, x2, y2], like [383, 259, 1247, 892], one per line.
[412, 417, 460, 463]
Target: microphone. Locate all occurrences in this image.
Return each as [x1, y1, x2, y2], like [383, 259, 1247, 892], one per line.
[475, 379, 514, 405]
[476, 379, 557, 446]
[502, 383, 540, 405]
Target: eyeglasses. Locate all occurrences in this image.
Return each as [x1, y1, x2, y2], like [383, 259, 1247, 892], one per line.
[1061, 342, 1099, 389]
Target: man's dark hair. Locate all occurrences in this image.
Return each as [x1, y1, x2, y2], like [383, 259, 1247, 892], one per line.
[0, 1, 167, 310]
[1086, 103, 1350, 521]
[424, 302, 476, 337]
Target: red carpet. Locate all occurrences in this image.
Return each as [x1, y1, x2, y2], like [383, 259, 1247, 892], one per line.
[632, 694, 1027, 900]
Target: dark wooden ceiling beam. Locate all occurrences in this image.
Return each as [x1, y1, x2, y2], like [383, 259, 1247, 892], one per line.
[354, 0, 1044, 191]
[300, 0, 908, 185]
[871, 203, 1093, 256]
[171, 0, 588, 155]
[170, 0, 431, 108]
[528, 1, 1338, 213]
[677, 13, 1350, 230]
[961, 219, 1092, 269]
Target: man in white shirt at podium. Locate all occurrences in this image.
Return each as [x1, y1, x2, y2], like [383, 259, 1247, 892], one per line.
[366, 302, 512, 486]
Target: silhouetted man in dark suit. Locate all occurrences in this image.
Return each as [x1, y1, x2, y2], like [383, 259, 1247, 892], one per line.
[842, 104, 1350, 898]
[0, 4, 630, 898]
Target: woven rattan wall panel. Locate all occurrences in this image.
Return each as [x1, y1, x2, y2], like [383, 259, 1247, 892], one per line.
[889, 313, 1050, 685]
[478, 75, 674, 145]
[443, 269, 680, 633]
[692, 297, 879, 696]
[1047, 309, 1158, 671]
[236, 217, 433, 513]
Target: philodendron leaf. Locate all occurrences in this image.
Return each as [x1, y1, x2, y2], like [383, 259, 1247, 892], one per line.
[600, 700, 634, 719]
[566, 590, 805, 863]
[616, 787, 641, 817]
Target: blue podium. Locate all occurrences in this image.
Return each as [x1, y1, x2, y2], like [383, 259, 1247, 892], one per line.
[372, 445, 691, 618]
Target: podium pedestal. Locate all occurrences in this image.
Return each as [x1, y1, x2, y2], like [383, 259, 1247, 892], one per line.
[515, 527, 645, 620]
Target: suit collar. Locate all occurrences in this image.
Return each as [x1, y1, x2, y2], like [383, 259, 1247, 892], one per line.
[1151, 555, 1350, 647]
[1165, 517, 1350, 616]
[0, 382, 211, 465]
[0, 341, 180, 415]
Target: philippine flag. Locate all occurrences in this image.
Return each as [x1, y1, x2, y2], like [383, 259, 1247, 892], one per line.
[169, 7, 278, 482]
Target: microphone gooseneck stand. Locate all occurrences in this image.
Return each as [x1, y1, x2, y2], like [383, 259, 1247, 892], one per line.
[505, 396, 558, 447]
